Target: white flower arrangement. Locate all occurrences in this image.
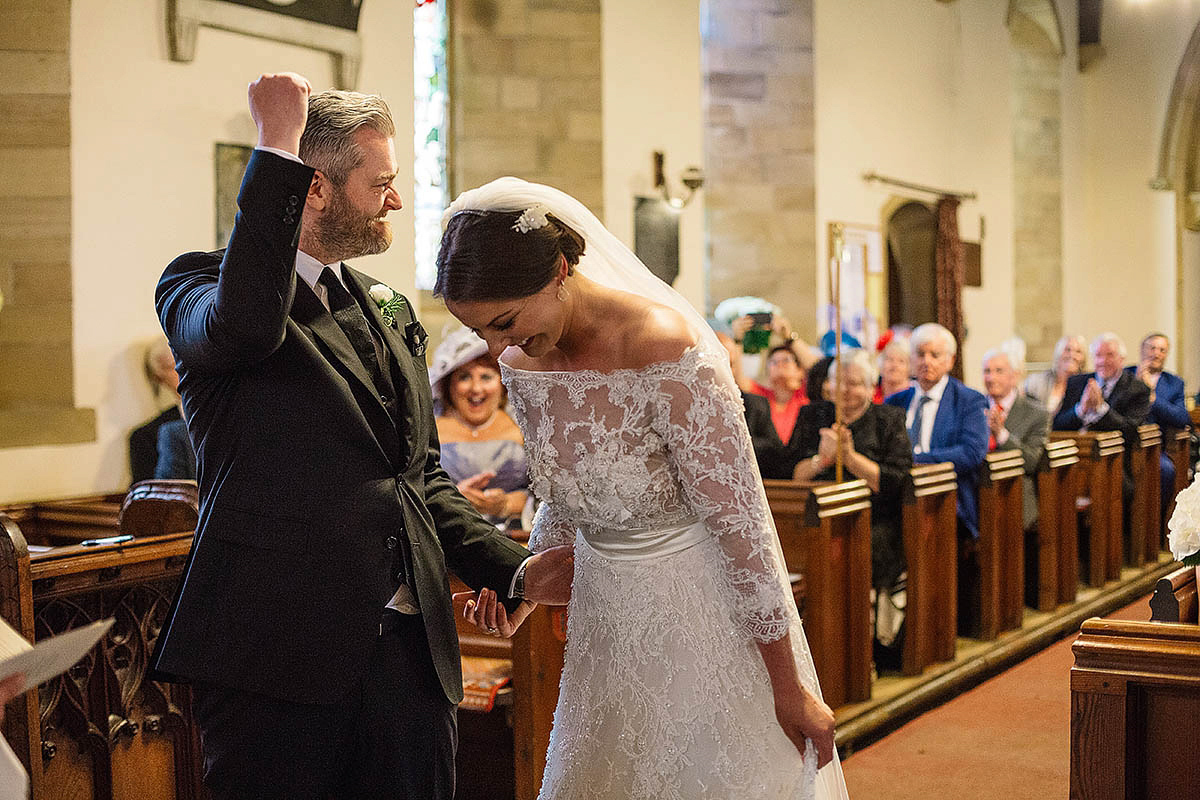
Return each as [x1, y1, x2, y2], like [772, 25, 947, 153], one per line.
[512, 205, 550, 234]
[368, 283, 405, 328]
[1168, 474, 1200, 566]
[712, 295, 781, 328]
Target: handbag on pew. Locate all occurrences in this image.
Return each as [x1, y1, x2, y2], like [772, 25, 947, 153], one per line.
[119, 479, 199, 536]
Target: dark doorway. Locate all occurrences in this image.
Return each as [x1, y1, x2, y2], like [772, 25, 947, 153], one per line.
[886, 201, 937, 327]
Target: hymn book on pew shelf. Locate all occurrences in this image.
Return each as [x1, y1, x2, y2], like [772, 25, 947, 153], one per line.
[0, 616, 113, 692]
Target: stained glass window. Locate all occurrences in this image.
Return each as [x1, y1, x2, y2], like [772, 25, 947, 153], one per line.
[414, 0, 448, 289]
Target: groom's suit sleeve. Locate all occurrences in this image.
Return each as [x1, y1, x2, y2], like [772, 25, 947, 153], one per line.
[421, 417, 529, 612]
[158, 150, 313, 373]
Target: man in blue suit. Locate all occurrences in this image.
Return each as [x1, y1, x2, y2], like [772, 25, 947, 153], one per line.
[1127, 333, 1188, 521]
[886, 323, 988, 636]
[886, 323, 989, 537]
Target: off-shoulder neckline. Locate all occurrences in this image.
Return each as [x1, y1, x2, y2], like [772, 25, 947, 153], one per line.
[499, 343, 706, 378]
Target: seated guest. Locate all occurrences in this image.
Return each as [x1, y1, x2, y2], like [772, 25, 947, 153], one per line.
[1053, 332, 1151, 446]
[747, 344, 811, 446]
[1127, 332, 1188, 519]
[807, 355, 835, 404]
[1024, 334, 1087, 414]
[430, 327, 530, 529]
[1053, 332, 1151, 545]
[716, 332, 785, 476]
[789, 349, 912, 614]
[886, 322, 989, 538]
[129, 337, 194, 484]
[983, 345, 1049, 532]
[154, 419, 196, 480]
[875, 336, 913, 402]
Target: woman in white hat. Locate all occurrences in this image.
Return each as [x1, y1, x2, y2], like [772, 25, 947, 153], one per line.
[430, 326, 530, 528]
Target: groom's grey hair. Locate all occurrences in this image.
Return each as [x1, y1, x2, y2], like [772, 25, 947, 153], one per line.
[300, 90, 395, 186]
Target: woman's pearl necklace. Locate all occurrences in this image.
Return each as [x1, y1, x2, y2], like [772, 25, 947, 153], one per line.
[454, 409, 500, 438]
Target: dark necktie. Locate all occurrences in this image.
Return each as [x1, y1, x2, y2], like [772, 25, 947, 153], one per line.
[318, 267, 385, 388]
[909, 394, 931, 450]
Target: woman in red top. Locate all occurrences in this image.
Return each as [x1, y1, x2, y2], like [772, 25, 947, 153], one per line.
[750, 344, 810, 443]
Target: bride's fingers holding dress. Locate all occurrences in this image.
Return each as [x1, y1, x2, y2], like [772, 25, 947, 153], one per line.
[773, 684, 835, 768]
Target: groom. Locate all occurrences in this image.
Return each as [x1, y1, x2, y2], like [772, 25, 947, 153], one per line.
[151, 73, 570, 799]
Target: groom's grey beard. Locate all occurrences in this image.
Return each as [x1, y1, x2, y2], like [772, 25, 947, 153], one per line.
[316, 188, 392, 261]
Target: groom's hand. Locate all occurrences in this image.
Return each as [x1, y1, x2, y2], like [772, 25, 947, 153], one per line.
[248, 72, 311, 156]
[521, 545, 574, 605]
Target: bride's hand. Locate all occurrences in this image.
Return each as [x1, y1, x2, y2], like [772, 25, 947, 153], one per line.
[454, 588, 534, 638]
[774, 683, 835, 768]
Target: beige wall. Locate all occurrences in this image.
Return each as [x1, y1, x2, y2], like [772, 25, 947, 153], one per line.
[603, 0, 705, 312]
[1060, 0, 1200, 376]
[814, 0, 1013, 387]
[0, 0, 413, 502]
[5, 0, 1199, 502]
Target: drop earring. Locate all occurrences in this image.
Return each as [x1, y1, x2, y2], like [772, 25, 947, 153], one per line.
[557, 282, 568, 301]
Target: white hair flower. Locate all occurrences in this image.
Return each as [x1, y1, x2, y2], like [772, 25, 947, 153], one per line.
[513, 205, 550, 234]
[1168, 475, 1200, 565]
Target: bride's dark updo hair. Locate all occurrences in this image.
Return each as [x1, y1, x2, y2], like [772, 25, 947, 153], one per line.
[434, 209, 585, 303]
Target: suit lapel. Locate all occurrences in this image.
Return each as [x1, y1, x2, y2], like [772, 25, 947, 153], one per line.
[289, 275, 399, 461]
[344, 267, 430, 464]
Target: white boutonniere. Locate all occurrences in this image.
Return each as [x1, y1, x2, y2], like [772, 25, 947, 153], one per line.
[1168, 475, 1200, 566]
[369, 283, 405, 328]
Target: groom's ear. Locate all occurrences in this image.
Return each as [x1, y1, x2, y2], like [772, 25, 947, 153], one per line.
[306, 170, 328, 212]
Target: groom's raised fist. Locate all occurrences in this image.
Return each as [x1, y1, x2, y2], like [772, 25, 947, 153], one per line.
[248, 72, 311, 156]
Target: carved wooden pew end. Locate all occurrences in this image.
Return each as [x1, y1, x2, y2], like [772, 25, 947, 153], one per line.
[1149, 565, 1198, 624]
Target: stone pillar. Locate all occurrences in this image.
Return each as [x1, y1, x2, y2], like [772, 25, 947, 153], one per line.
[702, 0, 817, 336]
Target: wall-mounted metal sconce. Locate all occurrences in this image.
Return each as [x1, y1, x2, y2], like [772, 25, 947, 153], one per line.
[653, 151, 704, 209]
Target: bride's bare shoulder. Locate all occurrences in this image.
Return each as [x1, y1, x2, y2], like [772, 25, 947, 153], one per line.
[621, 302, 699, 369]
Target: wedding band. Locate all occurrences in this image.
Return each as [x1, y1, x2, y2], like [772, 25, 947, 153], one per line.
[486, 626, 499, 635]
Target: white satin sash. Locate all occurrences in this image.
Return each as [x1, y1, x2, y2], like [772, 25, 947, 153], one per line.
[579, 517, 708, 561]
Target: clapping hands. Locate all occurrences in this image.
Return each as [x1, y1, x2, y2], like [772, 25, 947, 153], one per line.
[1081, 378, 1105, 414]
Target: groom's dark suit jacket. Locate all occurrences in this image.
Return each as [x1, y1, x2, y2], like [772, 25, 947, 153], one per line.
[150, 150, 527, 704]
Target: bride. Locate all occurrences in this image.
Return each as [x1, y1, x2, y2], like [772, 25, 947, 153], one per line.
[440, 178, 849, 800]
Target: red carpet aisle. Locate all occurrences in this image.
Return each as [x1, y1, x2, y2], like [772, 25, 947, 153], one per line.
[840, 597, 1149, 799]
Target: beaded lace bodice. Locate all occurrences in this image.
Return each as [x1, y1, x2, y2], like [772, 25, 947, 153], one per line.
[504, 346, 796, 643]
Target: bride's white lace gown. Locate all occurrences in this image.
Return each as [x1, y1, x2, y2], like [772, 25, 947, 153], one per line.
[504, 346, 848, 800]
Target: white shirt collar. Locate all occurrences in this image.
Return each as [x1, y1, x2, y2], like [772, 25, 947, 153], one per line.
[294, 250, 344, 292]
[990, 388, 1017, 412]
[916, 374, 950, 403]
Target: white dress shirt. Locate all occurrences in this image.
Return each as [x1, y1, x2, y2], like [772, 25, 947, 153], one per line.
[906, 374, 949, 455]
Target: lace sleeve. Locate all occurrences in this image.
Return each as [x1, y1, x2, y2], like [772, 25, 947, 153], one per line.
[651, 351, 796, 643]
[528, 500, 577, 553]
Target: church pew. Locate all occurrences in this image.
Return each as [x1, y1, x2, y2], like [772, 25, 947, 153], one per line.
[0, 492, 126, 544]
[764, 478, 873, 708]
[1149, 565, 1198, 623]
[901, 463, 958, 675]
[1165, 426, 1190, 535]
[1130, 423, 1162, 566]
[0, 502, 204, 800]
[1050, 431, 1124, 586]
[976, 449, 1025, 639]
[1071, 618, 1200, 799]
[1034, 439, 1081, 610]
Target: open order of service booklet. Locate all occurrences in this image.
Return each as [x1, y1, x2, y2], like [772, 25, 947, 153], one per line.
[0, 616, 114, 800]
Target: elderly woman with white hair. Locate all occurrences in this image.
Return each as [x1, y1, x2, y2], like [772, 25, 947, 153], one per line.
[789, 349, 913, 626]
[874, 335, 913, 402]
[430, 326, 530, 528]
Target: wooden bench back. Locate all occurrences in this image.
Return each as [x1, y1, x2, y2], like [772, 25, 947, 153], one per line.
[764, 478, 872, 708]
[1050, 431, 1124, 586]
[1035, 439, 1081, 609]
[976, 450, 1026, 638]
[901, 463, 958, 674]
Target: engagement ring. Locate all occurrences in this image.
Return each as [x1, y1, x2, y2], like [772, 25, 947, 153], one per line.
[486, 626, 499, 635]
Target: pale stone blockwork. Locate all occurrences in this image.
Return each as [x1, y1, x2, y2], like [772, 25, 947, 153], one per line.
[1011, 39, 1063, 363]
[450, 0, 602, 213]
[703, 0, 817, 335]
[0, 0, 94, 446]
